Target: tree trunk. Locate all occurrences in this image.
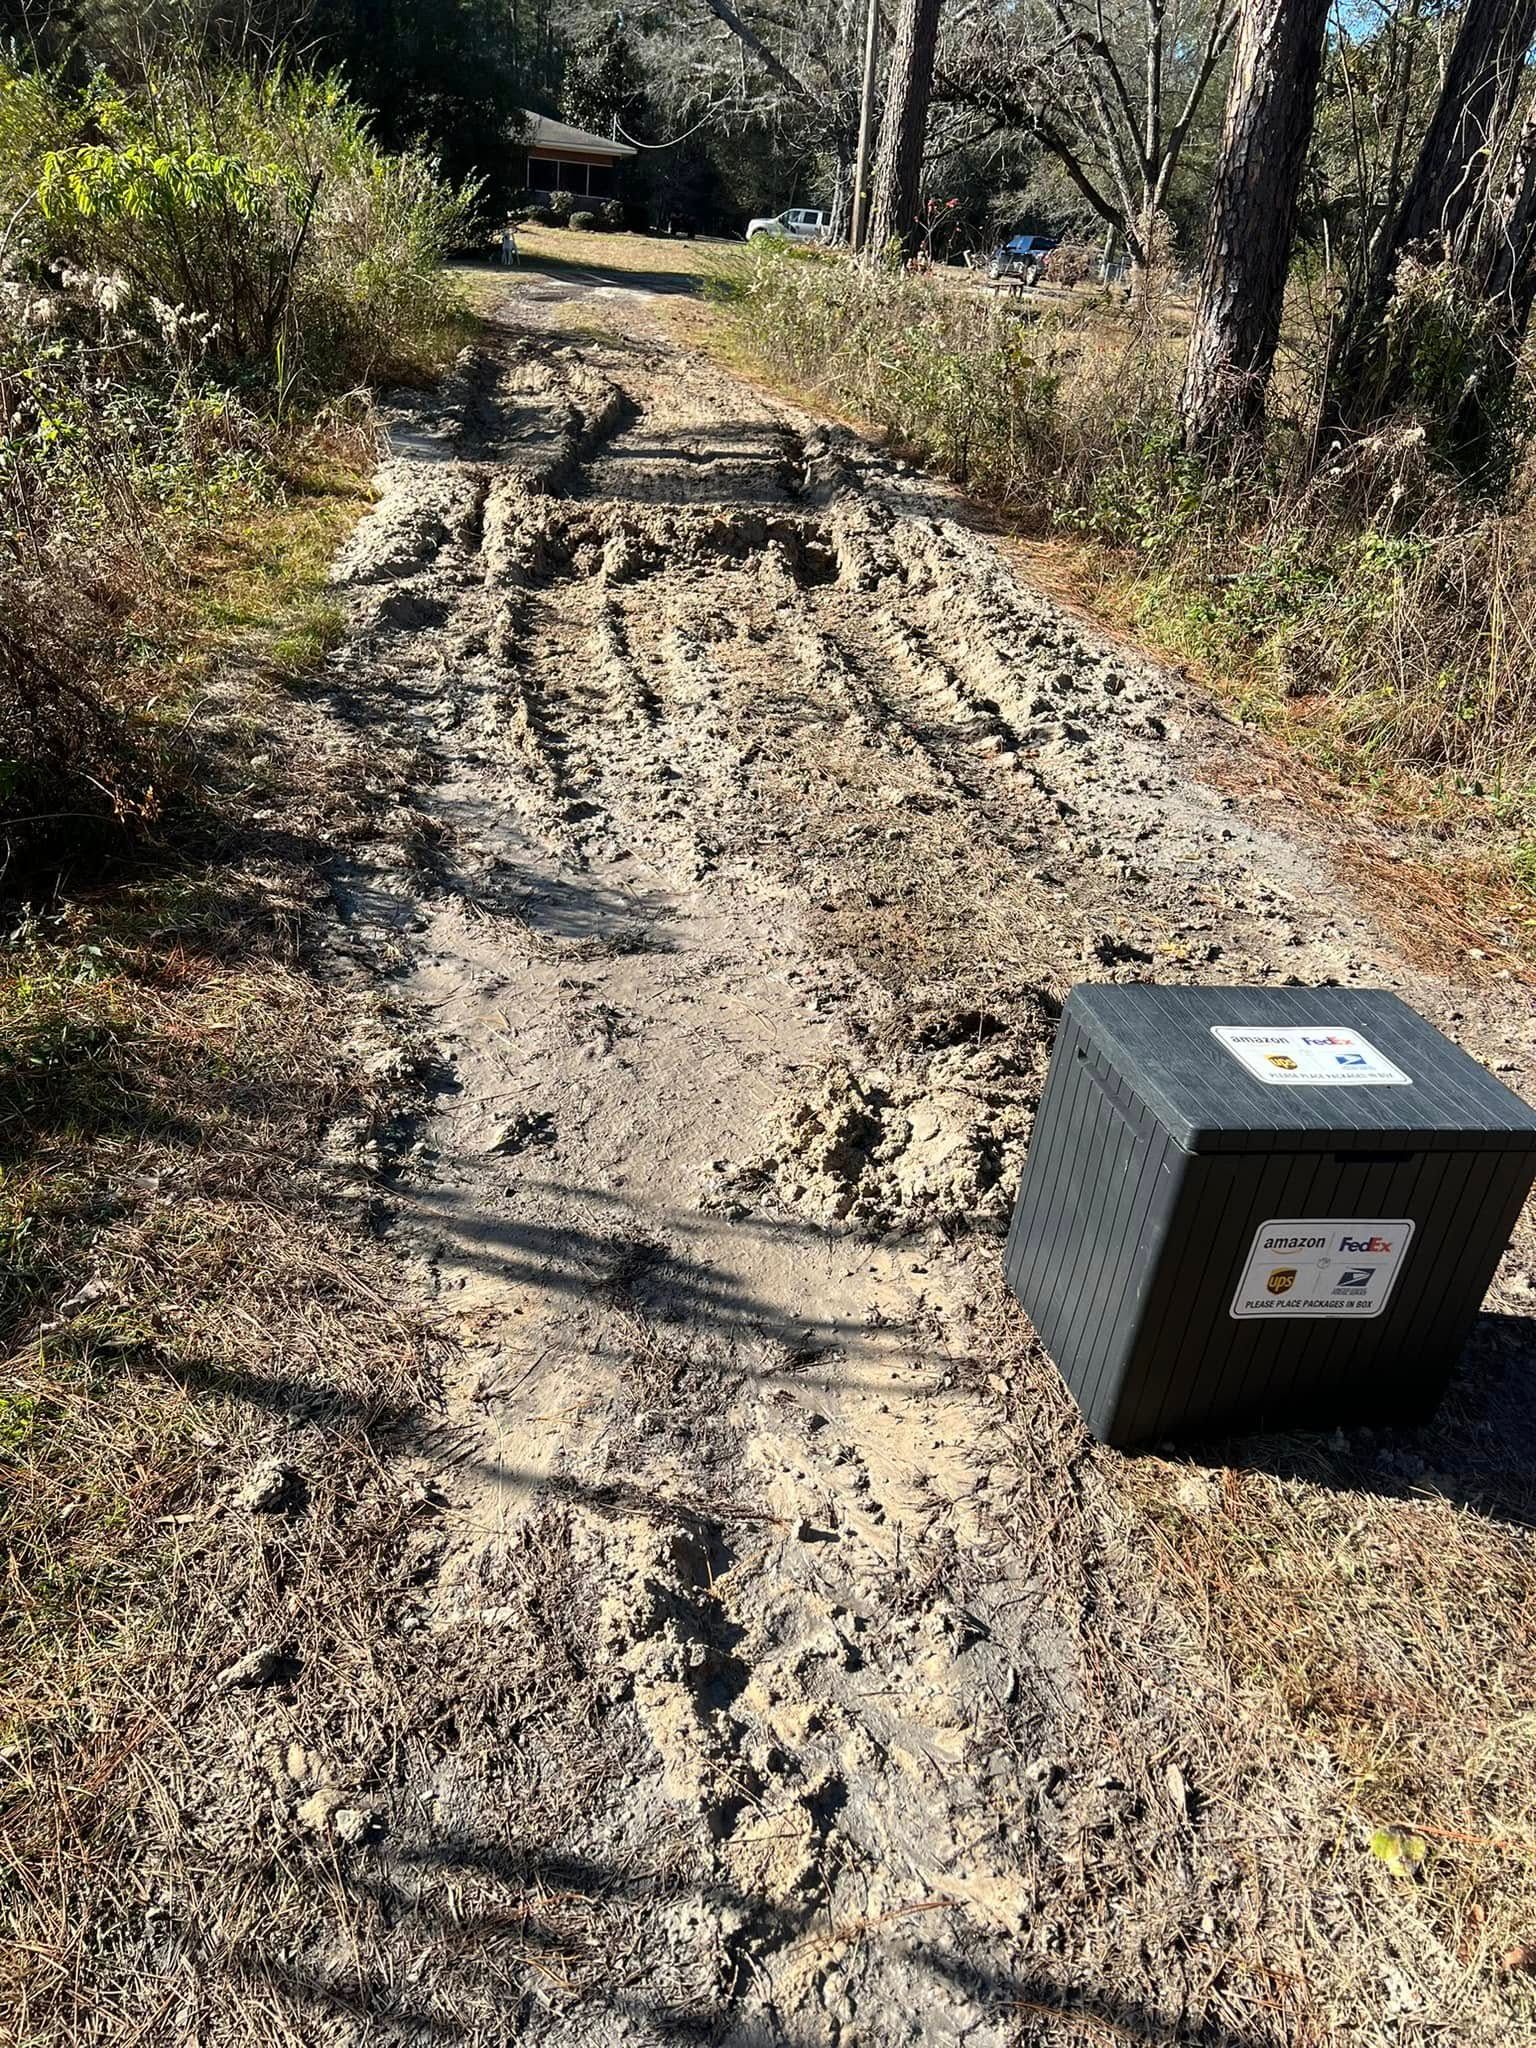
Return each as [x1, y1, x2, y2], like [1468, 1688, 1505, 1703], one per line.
[1474, 85, 1536, 311]
[850, 0, 881, 251]
[828, 135, 854, 244]
[1450, 83, 1536, 465]
[1393, 0, 1536, 257]
[1332, 0, 1536, 425]
[1180, 0, 1332, 454]
[867, 0, 943, 258]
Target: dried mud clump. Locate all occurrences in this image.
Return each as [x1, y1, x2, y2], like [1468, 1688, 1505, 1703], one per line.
[710, 1035, 1034, 1235]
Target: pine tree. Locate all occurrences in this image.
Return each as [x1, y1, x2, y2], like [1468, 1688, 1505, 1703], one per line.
[1180, 0, 1332, 452]
[867, 0, 942, 257]
[1331, 0, 1536, 429]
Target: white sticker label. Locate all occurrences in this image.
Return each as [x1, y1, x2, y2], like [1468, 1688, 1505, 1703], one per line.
[1229, 1217, 1415, 1321]
[1212, 1025, 1411, 1087]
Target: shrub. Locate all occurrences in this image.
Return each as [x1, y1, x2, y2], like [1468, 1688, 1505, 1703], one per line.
[719, 242, 1076, 499]
[598, 199, 625, 230]
[0, 54, 476, 894]
[569, 209, 599, 232]
[548, 189, 579, 223]
[0, 609, 159, 882]
[1046, 241, 1102, 288]
[27, 66, 478, 390]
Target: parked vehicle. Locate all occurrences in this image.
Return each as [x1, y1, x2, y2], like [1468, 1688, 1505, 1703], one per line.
[987, 233, 1060, 286]
[746, 207, 830, 244]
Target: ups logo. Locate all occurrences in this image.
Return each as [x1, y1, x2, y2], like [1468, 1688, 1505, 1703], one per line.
[1266, 1267, 1297, 1296]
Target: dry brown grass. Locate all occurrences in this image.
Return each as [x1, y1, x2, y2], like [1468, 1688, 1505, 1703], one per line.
[0, 441, 455, 2043]
[1124, 1449, 1536, 1985]
[0, 961, 443, 2035]
[955, 1272, 1536, 2040]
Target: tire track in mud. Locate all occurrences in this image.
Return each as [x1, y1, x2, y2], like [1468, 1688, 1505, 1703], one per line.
[321, 336, 1083, 2045]
[301, 293, 1536, 2048]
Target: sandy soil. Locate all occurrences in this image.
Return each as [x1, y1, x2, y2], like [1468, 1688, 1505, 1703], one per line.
[274, 262, 1536, 2045]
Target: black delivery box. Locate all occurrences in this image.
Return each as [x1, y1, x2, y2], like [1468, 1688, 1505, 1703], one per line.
[1004, 985, 1536, 1446]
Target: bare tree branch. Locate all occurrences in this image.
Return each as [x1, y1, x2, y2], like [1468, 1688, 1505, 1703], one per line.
[691, 0, 815, 100]
[1153, 3, 1237, 207]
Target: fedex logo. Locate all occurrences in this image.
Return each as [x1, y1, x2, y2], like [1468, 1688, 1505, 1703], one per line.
[1302, 1035, 1353, 1047]
[1340, 1234, 1393, 1254]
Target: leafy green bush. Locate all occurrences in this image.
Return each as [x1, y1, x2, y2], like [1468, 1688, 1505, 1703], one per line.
[569, 209, 599, 231]
[25, 66, 478, 390]
[0, 54, 475, 892]
[598, 199, 625, 230]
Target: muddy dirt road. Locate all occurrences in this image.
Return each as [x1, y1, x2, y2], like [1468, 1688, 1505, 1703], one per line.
[297, 267, 1536, 2045]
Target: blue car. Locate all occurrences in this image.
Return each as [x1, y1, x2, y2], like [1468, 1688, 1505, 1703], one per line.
[988, 234, 1060, 284]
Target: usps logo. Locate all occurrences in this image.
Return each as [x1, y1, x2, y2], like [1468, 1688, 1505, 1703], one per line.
[1336, 1267, 1375, 1290]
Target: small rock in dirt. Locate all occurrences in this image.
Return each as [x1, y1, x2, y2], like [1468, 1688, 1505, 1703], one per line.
[217, 1643, 288, 1690]
[233, 1458, 296, 1514]
[297, 1786, 350, 1833]
[332, 1807, 373, 1846]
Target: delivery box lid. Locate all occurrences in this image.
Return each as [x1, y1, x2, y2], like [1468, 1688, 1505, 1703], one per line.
[1067, 984, 1536, 1154]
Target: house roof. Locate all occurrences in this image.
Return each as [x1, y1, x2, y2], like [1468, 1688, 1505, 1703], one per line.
[522, 113, 637, 160]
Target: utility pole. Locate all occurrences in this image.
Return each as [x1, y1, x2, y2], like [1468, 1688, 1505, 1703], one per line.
[849, 0, 879, 252]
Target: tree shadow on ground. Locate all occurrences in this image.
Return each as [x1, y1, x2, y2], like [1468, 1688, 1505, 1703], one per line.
[221, 1831, 1294, 2048]
[465, 246, 723, 300]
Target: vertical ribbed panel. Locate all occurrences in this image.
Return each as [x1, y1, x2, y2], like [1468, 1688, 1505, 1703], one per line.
[1006, 1013, 1186, 1439]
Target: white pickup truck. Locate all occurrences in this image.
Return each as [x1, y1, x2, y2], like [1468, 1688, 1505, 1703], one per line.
[746, 207, 831, 244]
